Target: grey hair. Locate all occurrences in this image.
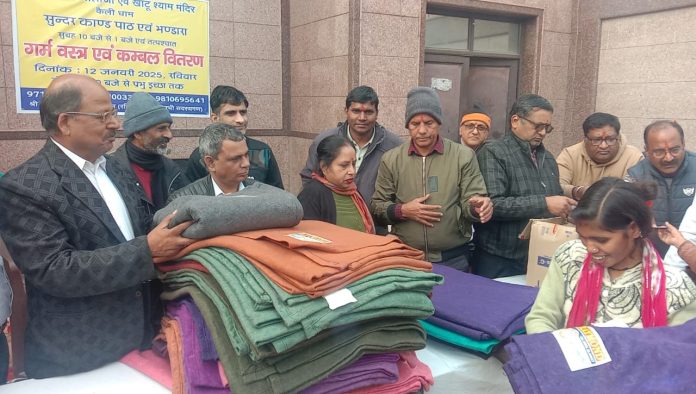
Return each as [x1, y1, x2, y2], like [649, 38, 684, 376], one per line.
[39, 83, 83, 133]
[509, 94, 554, 119]
[198, 122, 245, 158]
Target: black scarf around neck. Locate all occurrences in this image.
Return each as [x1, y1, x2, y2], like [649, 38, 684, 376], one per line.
[125, 140, 168, 209]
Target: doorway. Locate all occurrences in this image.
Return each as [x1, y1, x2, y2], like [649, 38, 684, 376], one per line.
[424, 14, 521, 142]
[424, 56, 518, 141]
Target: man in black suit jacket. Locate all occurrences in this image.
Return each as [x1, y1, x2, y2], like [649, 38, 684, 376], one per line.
[0, 74, 194, 378]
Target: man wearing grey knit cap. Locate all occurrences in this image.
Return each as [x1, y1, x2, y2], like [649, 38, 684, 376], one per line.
[371, 87, 492, 271]
[112, 92, 190, 216]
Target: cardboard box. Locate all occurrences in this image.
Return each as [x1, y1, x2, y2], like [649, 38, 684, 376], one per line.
[519, 218, 578, 287]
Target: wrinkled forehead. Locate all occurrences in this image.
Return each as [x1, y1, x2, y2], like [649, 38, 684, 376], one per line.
[646, 126, 684, 148]
[586, 126, 618, 138]
[347, 102, 377, 111]
[410, 113, 436, 123]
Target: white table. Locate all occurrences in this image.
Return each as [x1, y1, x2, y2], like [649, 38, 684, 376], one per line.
[0, 362, 169, 394]
[417, 339, 513, 394]
[2, 276, 528, 393]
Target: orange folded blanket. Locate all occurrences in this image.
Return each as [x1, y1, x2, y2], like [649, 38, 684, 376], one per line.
[161, 316, 185, 394]
[156, 220, 430, 297]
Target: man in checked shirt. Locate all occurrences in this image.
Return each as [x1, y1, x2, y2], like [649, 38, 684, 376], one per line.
[473, 94, 576, 279]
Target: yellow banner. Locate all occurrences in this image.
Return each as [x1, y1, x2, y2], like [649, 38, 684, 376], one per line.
[12, 0, 210, 116]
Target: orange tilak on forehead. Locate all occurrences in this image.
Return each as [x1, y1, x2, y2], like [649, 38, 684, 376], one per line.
[411, 114, 432, 123]
[352, 103, 372, 111]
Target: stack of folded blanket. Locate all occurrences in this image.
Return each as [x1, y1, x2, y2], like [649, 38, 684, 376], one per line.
[503, 318, 696, 393]
[424, 264, 538, 357]
[148, 220, 439, 394]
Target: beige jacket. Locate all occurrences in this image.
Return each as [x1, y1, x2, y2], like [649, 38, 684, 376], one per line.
[556, 135, 643, 197]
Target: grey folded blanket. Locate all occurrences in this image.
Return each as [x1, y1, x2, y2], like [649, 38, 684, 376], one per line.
[153, 182, 304, 239]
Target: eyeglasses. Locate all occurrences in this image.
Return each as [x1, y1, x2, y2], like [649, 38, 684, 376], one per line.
[63, 107, 118, 123]
[518, 116, 554, 134]
[586, 137, 619, 146]
[462, 123, 489, 132]
[648, 146, 683, 159]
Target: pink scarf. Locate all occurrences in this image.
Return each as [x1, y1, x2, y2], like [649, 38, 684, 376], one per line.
[567, 239, 667, 328]
[311, 172, 375, 234]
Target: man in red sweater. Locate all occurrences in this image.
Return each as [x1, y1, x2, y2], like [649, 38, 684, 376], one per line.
[112, 93, 190, 219]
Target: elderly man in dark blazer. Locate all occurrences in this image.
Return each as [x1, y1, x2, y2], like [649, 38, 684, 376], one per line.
[0, 74, 194, 378]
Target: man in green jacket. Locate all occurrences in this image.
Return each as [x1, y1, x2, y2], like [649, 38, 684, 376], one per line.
[371, 87, 492, 271]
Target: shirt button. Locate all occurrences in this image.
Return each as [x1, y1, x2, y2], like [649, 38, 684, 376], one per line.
[135, 290, 142, 297]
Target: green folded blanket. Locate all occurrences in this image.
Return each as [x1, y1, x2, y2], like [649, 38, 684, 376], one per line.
[165, 247, 440, 359]
[420, 320, 525, 354]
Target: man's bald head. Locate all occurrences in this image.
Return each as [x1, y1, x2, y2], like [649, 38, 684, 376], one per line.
[40, 74, 105, 133]
[41, 74, 120, 162]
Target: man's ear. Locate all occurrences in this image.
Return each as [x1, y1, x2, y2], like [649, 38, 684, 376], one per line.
[510, 114, 520, 131]
[210, 112, 219, 122]
[56, 113, 71, 136]
[203, 155, 215, 172]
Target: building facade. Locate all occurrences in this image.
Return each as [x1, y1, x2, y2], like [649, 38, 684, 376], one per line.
[1, 0, 695, 193]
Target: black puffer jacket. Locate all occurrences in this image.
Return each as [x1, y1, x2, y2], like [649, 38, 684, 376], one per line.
[627, 151, 696, 255]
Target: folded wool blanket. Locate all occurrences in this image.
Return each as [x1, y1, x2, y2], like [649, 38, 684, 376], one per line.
[153, 182, 303, 239]
[158, 260, 211, 274]
[156, 220, 429, 297]
[503, 319, 696, 394]
[120, 349, 173, 389]
[189, 297, 218, 362]
[161, 316, 185, 394]
[161, 285, 427, 394]
[298, 353, 400, 394]
[167, 299, 228, 394]
[345, 351, 434, 394]
[186, 247, 441, 330]
[419, 320, 501, 355]
[426, 314, 495, 339]
[161, 261, 437, 359]
[163, 269, 259, 358]
[428, 264, 537, 340]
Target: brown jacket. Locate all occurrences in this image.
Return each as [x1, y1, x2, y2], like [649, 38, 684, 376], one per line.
[556, 135, 643, 197]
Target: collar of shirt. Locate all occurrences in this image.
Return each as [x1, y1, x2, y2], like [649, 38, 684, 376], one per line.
[346, 126, 375, 150]
[52, 139, 134, 241]
[52, 138, 106, 173]
[212, 177, 245, 196]
[408, 135, 444, 157]
[509, 132, 546, 155]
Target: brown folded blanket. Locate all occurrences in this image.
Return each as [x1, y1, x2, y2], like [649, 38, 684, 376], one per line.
[156, 220, 429, 297]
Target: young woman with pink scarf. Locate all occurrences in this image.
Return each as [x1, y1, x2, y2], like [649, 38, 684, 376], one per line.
[525, 177, 696, 333]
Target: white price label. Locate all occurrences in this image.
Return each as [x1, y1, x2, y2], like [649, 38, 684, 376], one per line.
[552, 326, 612, 371]
[323, 288, 357, 310]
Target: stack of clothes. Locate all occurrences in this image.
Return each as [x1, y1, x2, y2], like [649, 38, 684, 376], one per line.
[503, 318, 696, 393]
[423, 264, 538, 357]
[153, 220, 441, 394]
